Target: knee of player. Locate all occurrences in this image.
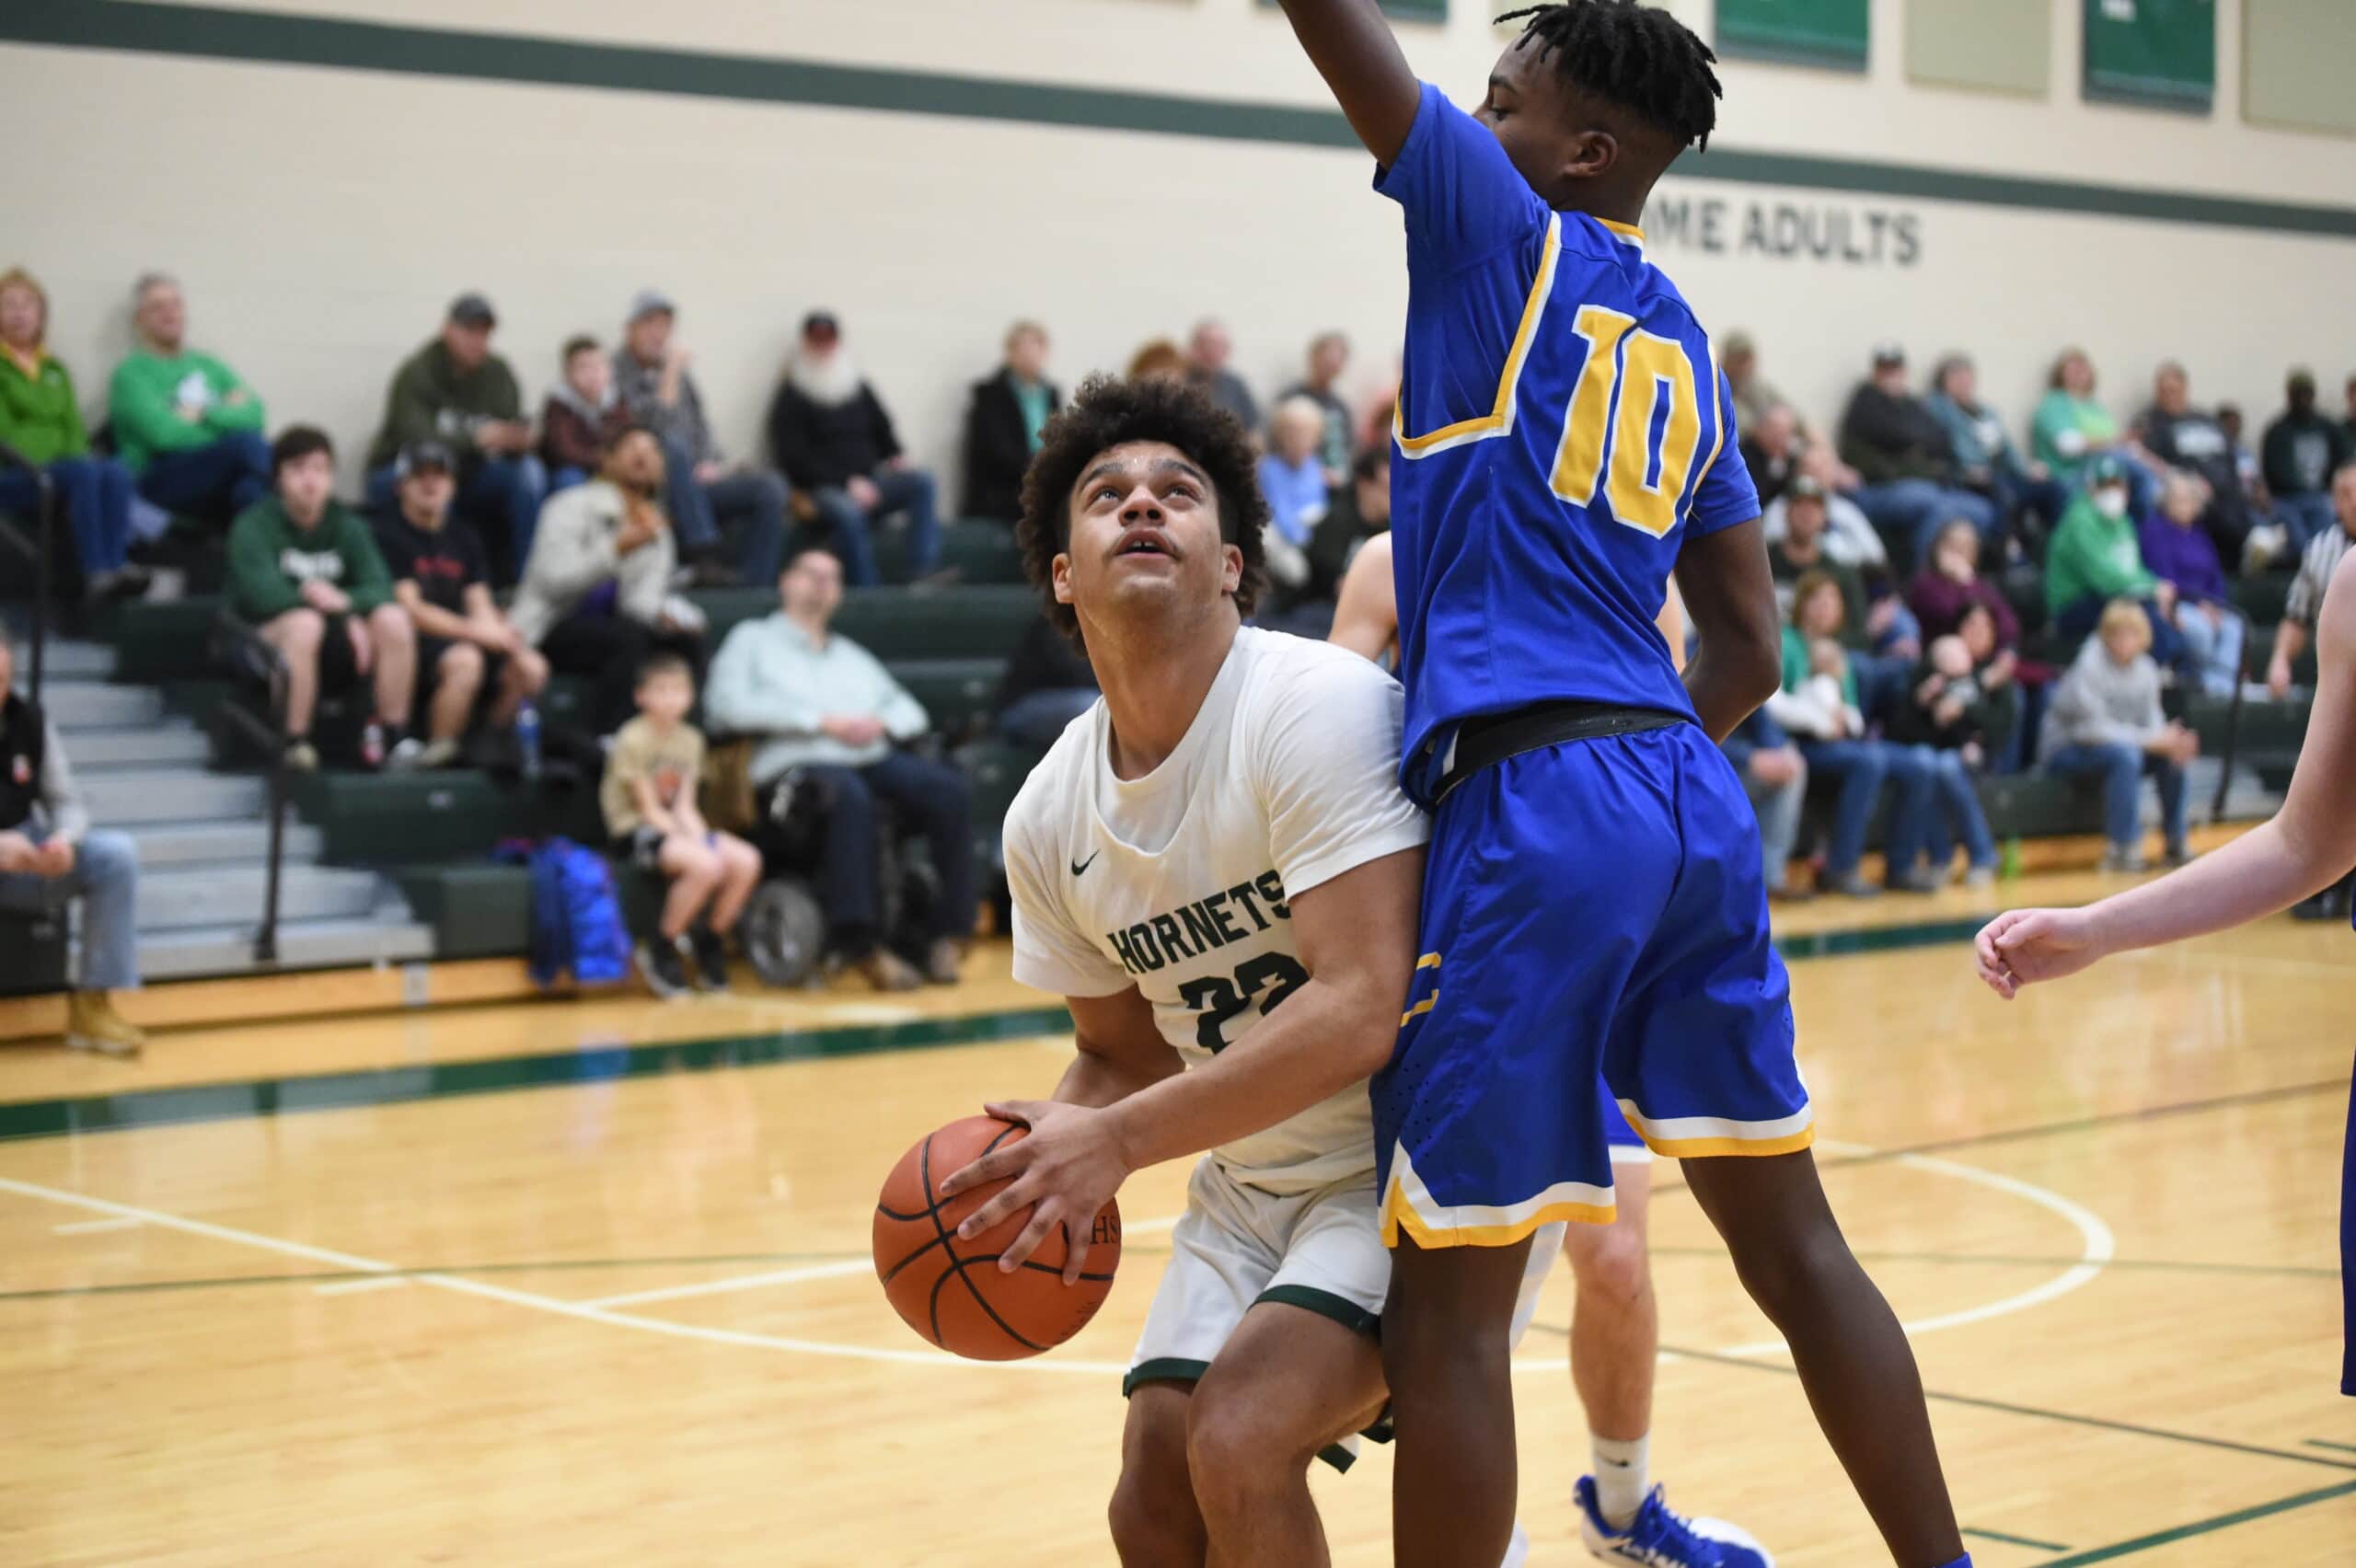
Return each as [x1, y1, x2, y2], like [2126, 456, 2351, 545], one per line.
[1574, 1225, 1653, 1304]
[1107, 1457, 1196, 1555]
[1724, 1220, 1854, 1320]
[1184, 1389, 1313, 1504]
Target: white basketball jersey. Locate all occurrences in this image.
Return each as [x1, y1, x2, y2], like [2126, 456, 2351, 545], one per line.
[1004, 628, 1430, 1194]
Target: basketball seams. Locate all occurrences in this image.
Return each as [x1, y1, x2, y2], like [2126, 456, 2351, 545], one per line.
[916, 1124, 1048, 1355]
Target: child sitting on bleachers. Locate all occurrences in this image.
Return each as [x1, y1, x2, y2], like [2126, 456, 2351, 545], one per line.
[1888, 634, 2003, 886]
[599, 651, 763, 997]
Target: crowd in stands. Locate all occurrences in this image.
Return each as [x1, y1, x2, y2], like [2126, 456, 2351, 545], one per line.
[7, 256, 2356, 1019]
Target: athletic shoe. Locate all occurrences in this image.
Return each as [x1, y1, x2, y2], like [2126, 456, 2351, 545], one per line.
[282, 739, 320, 774]
[64, 992, 147, 1058]
[1821, 871, 1880, 898]
[386, 734, 427, 772]
[2098, 845, 2147, 873]
[1963, 863, 1997, 889]
[1887, 868, 1945, 894]
[1576, 1479, 1773, 1567]
[636, 938, 692, 999]
[690, 929, 731, 993]
[2161, 842, 2197, 869]
[415, 736, 462, 770]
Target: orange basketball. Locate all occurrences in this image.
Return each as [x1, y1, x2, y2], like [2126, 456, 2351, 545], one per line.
[872, 1114, 1122, 1360]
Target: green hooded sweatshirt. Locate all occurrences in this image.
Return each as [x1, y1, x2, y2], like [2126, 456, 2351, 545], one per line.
[225, 497, 393, 620]
[108, 349, 266, 473]
[0, 349, 90, 465]
[2044, 492, 2158, 620]
[367, 339, 525, 469]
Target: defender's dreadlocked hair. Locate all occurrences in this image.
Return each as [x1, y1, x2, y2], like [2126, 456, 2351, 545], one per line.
[1494, 2, 1722, 151]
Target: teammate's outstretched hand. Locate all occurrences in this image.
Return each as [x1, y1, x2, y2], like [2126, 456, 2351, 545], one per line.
[1974, 907, 2107, 998]
[937, 1100, 1131, 1285]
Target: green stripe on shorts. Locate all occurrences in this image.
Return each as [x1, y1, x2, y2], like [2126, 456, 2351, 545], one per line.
[1255, 1284, 1381, 1339]
[1122, 1356, 1211, 1398]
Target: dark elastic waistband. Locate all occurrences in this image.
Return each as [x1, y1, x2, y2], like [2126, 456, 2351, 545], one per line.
[1431, 700, 1689, 805]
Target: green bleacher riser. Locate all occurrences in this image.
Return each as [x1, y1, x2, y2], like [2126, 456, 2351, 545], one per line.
[872, 520, 1025, 587]
[291, 771, 605, 866]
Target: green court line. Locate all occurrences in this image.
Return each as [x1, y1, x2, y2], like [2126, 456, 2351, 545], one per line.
[0, 1005, 1074, 1142]
[1961, 1526, 2071, 1551]
[1645, 1245, 2341, 1282]
[2037, 1479, 2356, 1565]
[2307, 1439, 2356, 1455]
[1659, 1343, 2356, 1475]
[7, 0, 2356, 238]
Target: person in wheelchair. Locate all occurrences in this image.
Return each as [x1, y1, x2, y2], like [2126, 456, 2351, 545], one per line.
[601, 651, 762, 997]
[704, 545, 976, 991]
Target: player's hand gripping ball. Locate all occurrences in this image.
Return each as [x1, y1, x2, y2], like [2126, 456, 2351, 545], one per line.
[872, 1115, 1121, 1360]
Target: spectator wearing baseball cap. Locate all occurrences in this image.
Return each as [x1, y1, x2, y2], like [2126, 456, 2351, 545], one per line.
[765, 310, 940, 586]
[2044, 454, 2185, 667]
[375, 439, 549, 768]
[1836, 341, 1999, 572]
[364, 292, 548, 584]
[614, 288, 788, 588]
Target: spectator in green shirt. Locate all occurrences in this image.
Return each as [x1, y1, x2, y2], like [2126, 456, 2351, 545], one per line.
[226, 426, 418, 773]
[0, 267, 142, 599]
[107, 273, 270, 530]
[2043, 455, 2185, 669]
[2032, 347, 2157, 515]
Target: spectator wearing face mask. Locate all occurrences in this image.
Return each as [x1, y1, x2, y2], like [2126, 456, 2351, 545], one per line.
[2045, 455, 2183, 667]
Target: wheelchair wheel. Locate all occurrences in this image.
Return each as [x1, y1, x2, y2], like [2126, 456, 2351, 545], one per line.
[741, 879, 827, 988]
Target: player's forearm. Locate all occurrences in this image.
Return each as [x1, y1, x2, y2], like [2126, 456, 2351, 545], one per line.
[1273, 0, 1420, 165]
[1053, 1046, 1175, 1111]
[1104, 977, 1392, 1173]
[2080, 819, 2332, 958]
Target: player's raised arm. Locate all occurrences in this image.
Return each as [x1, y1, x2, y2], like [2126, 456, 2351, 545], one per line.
[1273, 0, 1423, 166]
[1977, 547, 2356, 996]
[1670, 518, 1784, 742]
[1328, 531, 1397, 661]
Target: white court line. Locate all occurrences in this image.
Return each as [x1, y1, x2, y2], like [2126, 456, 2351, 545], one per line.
[52, 1216, 142, 1235]
[580, 1213, 1186, 1309]
[0, 1177, 396, 1275]
[316, 1276, 410, 1297]
[1717, 1140, 2116, 1358]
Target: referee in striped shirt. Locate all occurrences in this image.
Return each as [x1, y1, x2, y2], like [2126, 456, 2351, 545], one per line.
[2269, 460, 2356, 699]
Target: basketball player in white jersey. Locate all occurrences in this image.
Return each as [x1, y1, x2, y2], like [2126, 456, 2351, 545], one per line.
[938, 375, 1564, 1566]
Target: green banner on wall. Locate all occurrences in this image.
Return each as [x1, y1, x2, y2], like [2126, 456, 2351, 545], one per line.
[1716, 0, 1869, 71]
[2083, 0, 2214, 111]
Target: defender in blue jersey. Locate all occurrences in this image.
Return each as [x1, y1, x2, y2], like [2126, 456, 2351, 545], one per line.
[1273, 6, 1969, 1567]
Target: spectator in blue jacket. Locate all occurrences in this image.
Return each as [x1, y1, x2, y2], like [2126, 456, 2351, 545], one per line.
[1925, 353, 2065, 542]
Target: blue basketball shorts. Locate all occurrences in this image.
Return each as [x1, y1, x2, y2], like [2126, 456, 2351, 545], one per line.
[1375, 722, 1811, 1248]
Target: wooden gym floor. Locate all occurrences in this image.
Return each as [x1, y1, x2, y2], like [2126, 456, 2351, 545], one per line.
[0, 870, 2349, 1565]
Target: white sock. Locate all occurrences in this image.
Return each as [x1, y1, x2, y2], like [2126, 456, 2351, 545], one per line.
[1590, 1433, 1650, 1529]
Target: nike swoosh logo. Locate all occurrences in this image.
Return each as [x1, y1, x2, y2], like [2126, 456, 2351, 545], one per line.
[1070, 851, 1101, 877]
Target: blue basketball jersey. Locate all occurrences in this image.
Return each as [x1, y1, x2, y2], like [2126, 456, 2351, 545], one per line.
[1376, 83, 1759, 801]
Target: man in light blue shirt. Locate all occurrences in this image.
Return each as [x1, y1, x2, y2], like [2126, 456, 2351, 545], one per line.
[703, 545, 976, 988]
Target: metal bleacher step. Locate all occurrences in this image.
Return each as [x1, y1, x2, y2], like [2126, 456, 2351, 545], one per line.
[59, 722, 210, 768]
[20, 640, 116, 680]
[136, 864, 391, 933]
[137, 917, 436, 983]
[37, 680, 165, 730]
[81, 768, 264, 824]
[133, 819, 325, 869]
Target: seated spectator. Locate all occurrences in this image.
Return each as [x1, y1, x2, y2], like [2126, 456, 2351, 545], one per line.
[1301, 446, 1392, 613]
[961, 320, 1061, 525]
[1908, 518, 2038, 766]
[1741, 400, 1801, 510]
[601, 651, 762, 997]
[2135, 361, 2265, 570]
[227, 426, 417, 772]
[2217, 402, 2268, 507]
[375, 440, 549, 768]
[1721, 707, 1809, 902]
[1767, 476, 1919, 662]
[1925, 352, 2064, 540]
[766, 311, 939, 587]
[1278, 331, 1354, 483]
[2034, 347, 2158, 516]
[992, 613, 1099, 749]
[616, 289, 786, 587]
[109, 272, 271, 532]
[0, 268, 141, 601]
[2260, 369, 2352, 556]
[1884, 634, 2000, 886]
[1766, 571, 1936, 896]
[2044, 455, 2184, 665]
[702, 546, 976, 992]
[510, 426, 699, 735]
[539, 335, 629, 490]
[1258, 396, 1331, 572]
[0, 637, 145, 1056]
[1761, 454, 1888, 571]
[1836, 342, 1997, 570]
[365, 294, 547, 584]
[1727, 330, 1858, 490]
[1184, 318, 1261, 433]
[2266, 459, 2356, 699]
[1128, 339, 1186, 384]
[1951, 601, 2027, 769]
[2041, 600, 2197, 872]
[2140, 471, 2245, 698]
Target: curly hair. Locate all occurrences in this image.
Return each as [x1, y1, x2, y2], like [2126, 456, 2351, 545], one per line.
[1495, 2, 1723, 152]
[1017, 374, 1269, 645]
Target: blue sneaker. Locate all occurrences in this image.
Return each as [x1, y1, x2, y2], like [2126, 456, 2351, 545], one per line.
[1576, 1478, 1774, 1567]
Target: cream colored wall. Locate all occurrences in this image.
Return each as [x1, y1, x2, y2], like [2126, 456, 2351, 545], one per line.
[13, 0, 2356, 499]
